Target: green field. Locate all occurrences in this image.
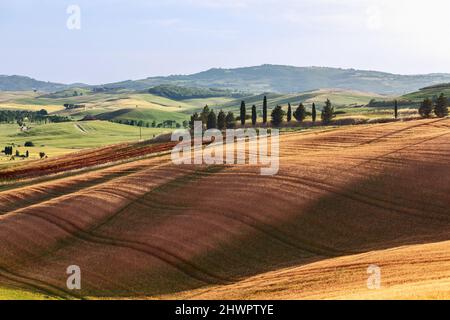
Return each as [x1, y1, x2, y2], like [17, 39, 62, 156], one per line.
[0, 286, 55, 300]
[0, 121, 169, 166]
[95, 107, 188, 123]
[0, 85, 446, 169]
[214, 89, 388, 114]
[402, 84, 450, 102]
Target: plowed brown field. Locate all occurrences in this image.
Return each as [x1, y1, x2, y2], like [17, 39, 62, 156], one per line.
[0, 118, 449, 300]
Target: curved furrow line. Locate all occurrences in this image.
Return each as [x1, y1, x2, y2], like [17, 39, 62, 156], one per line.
[279, 173, 450, 223]
[0, 167, 143, 215]
[0, 164, 196, 222]
[11, 209, 232, 285]
[222, 170, 449, 222]
[355, 118, 448, 146]
[0, 155, 184, 215]
[203, 209, 347, 257]
[0, 266, 83, 300]
[353, 131, 450, 169]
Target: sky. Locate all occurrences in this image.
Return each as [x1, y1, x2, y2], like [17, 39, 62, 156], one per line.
[1, 0, 450, 84]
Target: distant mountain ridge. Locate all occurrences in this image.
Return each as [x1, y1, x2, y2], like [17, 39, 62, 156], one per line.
[96, 65, 450, 95]
[3, 65, 450, 94]
[0, 75, 83, 92]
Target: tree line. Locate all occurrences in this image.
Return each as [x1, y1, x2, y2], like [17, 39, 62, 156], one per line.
[189, 96, 335, 129]
[0, 109, 71, 125]
[109, 118, 189, 129]
[418, 93, 449, 118]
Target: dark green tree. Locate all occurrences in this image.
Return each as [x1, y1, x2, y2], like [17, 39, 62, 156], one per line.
[293, 103, 307, 122]
[207, 110, 217, 129]
[321, 99, 335, 124]
[287, 103, 292, 122]
[271, 105, 285, 127]
[240, 101, 246, 125]
[262, 96, 268, 124]
[225, 112, 236, 129]
[312, 103, 317, 123]
[251, 105, 257, 126]
[419, 98, 433, 118]
[25, 150, 29, 158]
[394, 100, 398, 119]
[189, 112, 200, 129]
[200, 105, 210, 125]
[434, 93, 449, 118]
[217, 110, 226, 130]
[4, 146, 12, 156]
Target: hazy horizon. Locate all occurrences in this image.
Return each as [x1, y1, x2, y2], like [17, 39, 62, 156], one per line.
[4, 64, 450, 86]
[1, 0, 450, 84]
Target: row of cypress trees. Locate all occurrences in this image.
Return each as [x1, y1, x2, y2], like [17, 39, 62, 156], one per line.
[190, 96, 335, 129]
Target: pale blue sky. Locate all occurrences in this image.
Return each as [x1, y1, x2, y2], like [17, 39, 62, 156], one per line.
[1, 0, 449, 84]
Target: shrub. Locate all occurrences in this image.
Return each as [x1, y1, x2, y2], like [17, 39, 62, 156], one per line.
[24, 141, 34, 147]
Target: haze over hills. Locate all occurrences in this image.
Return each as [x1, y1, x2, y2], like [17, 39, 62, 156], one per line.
[104, 65, 450, 95]
[3, 65, 450, 94]
[0, 75, 85, 92]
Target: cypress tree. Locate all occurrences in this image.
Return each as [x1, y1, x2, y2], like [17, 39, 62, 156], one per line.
[251, 105, 257, 126]
[321, 99, 335, 124]
[293, 103, 307, 122]
[200, 105, 210, 125]
[225, 112, 236, 129]
[419, 98, 433, 118]
[262, 96, 268, 124]
[434, 93, 449, 118]
[312, 103, 317, 123]
[26, 150, 29, 158]
[189, 112, 200, 129]
[207, 110, 217, 129]
[271, 105, 285, 127]
[240, 101, 246, 125]
[394, 100, 398, 119]
[217, 110, 226, 130]
[287, 103, 292, 122]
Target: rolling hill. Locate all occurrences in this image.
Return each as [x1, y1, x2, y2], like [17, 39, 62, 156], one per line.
[0, 75, 82, 92]
[3, 65, 450, 95]
[0, 118, 449, 299]
[214, 89, 387, 114]
[402, 83, 450, 102]
[102, 65, 450, 94]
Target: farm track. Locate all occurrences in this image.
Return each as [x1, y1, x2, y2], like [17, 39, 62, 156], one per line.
[0, 118, 449, 299]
